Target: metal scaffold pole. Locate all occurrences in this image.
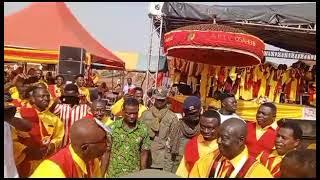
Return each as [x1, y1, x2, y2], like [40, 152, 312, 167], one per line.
[146, 15, 163, 89]
[145, 16, 154, 94]
[145, 14, 164, 105]
[155, 16, 163, 89]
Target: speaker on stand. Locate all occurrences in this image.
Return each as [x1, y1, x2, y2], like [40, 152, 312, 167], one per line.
[58, 46, 86, 82]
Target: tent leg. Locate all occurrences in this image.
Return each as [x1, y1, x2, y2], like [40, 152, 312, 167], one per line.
[121, 71, 124, 88]
[112, 70, 114, 90]
[23, 63, 27, 74]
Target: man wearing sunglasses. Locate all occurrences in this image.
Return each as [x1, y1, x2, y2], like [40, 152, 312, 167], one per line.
[31, 118, 111, 178]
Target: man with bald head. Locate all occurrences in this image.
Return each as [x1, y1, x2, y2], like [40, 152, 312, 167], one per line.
[31, 118, 111, 178]
[84, 99, 113, 126]
[192, 118, 272, 178]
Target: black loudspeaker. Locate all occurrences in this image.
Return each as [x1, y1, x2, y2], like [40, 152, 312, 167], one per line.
[58, 46, 86, 82]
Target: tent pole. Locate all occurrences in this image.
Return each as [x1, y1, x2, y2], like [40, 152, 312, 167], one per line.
[121, 70, 124, 94]
[112, 70, 114, 90]
[23, 63, 27, 74]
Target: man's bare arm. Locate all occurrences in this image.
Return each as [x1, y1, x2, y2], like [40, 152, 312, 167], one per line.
[140, 149, 149, 170]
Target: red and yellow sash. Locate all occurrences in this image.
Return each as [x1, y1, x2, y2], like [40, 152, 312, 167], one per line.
[19, 107, 49, 146]
[17, 107, 50, 177]
[49, 146, 94, 178]
[11, 99, 22, 107]
[49, 146, 80, 177]
[209, 154, 257, 178]
[184, 136, 200, 172]
[259, 151, 281, 178]
[48, 85, 57, 99]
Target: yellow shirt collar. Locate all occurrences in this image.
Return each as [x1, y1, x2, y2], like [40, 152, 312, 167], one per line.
[32, 105, 51, 114]
[69, 145, 88, 174]
[228, 146, 249, 168]
[258, 121, 278, 131]
[269, 149, 285, 158]
[77, 85, 87, 90]
[198, 134, 217, 148]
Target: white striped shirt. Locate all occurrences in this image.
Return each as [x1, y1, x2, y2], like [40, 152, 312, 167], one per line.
[54, 103, 89, 147]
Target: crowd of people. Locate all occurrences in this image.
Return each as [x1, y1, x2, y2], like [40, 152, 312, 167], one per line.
[4, 66, 316, 178]
[170, 59, 316, 107]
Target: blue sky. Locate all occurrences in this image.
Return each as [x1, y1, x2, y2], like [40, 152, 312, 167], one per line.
[4, 2, 310, 65]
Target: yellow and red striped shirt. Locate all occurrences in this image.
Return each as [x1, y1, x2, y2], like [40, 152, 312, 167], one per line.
[30, 145, 101, 178]
[257, 150, 284, 177]
[176, 135, 218, 177]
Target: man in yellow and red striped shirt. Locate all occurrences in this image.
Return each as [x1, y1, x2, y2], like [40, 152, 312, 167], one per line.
[176, 110, 221, 177]
[191, 118, 272, 178]
[31, 118, 111, 178]
[75, 74, 91, 103]
[13, 87, 64, 177]
[257, 121, 302, 177]
[48, 75, 65, 99]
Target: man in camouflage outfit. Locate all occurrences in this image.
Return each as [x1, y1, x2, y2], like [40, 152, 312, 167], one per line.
[164, 96, 202, 173]
[140, 88, 179, 170]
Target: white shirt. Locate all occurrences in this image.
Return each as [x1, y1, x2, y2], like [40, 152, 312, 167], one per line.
[4, 122, 19, 178]
[123, 84, 135, 94]
[216, 110, 243, 124]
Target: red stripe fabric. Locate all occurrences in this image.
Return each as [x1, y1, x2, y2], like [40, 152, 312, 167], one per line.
[49, 146, 80, 177]
[55, 104, 89, 147]
[245, 122, 277, 158]
[184, 135, 200, 172]
[236, 156, 257, 178]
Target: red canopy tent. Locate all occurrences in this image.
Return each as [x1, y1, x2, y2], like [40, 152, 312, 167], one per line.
[4, 2, 125, 70]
